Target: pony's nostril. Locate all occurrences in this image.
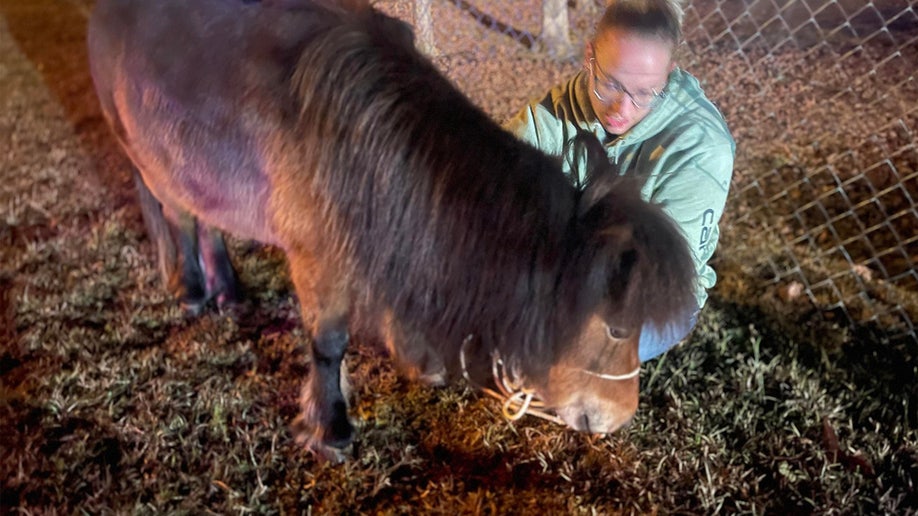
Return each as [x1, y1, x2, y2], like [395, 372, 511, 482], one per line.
[580, 413, 591, 433]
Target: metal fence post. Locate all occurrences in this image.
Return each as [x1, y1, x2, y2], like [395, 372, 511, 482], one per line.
[413, 0, 438, 56]
[541, 0, 574, 58]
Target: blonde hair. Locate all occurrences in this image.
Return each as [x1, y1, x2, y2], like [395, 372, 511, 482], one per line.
[598, 0, 684, 46]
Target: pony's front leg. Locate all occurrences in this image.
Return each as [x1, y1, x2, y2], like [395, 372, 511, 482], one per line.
[288, 254, 354, 460]
[299, 319, 354, 452]
[382, 312, 446, 386]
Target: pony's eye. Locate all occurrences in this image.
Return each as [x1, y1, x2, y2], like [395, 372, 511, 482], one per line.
[605, 325, 631, 339]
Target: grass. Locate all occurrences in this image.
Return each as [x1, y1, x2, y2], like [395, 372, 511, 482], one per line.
[3, 205, 916, 513]
[2, 0, 917, 513]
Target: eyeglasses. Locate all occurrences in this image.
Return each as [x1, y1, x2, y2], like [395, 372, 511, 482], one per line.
[588, 57, 666, 110]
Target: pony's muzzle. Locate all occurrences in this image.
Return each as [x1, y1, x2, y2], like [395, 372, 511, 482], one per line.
[555, 403, 636, 434]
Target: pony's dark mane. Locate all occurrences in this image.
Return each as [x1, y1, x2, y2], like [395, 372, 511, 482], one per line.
[570, 134, 697, 330]
[275, 2, 694, 378]
[281, 5, 584, 376]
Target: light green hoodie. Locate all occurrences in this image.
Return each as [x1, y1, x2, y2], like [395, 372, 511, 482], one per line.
[505, 68, 735, 309]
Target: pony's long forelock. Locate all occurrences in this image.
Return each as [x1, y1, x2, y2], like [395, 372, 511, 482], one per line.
[572, 134, 697, 330]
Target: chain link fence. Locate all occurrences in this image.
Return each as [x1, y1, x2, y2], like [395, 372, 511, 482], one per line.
[375, 0, 917, 345]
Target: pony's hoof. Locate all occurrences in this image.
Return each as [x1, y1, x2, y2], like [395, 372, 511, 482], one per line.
[173, 284, 208, 316]
[299, 437, 351, 464]
[215, 291, 240, 309]
[180, 298, 208, 317]
[292, 400, 355, 445]
[292, 414, 355, 462]
[212, 279, 243, 309]
[418, 368, 446, 387]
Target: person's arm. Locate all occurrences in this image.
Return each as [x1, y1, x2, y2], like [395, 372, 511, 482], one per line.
[505, 98, 566, 151]
[637, 142, 733, 361]
[650, 142, 734, 309]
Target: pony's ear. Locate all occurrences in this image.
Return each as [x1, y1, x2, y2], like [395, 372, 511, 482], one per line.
[566, 131, 626, 217]
[372, 9, 415, 47]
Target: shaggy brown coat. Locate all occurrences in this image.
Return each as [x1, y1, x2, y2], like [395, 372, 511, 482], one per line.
[87, 0, 696, 454]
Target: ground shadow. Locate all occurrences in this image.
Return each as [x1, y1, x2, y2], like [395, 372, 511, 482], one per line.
[0, 0, 136, 211]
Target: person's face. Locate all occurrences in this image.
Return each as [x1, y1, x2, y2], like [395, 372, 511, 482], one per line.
[585, 29, 674, 135]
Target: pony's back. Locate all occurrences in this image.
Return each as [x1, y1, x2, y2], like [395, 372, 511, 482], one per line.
[87, 0, 390, 245]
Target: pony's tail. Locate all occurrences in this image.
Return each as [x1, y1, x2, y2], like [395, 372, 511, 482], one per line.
[133, 170, 177, 287]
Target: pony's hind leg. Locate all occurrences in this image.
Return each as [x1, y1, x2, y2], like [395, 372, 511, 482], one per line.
[167, 212, 210, 315]
[172, 218, 241, 314]
[134, 169, 178, 293]
[197, 225, 241, 308]
[136, 167, 240, 314]
[288, 252, 354, 459]
[135, 170, 208, 314]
